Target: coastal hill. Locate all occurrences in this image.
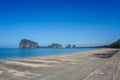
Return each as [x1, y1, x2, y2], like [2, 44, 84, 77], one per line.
[77, 39, 120, 48]
[109, 39, 120, 48]
[19, 39, 40, 48]
[98, 39, 120, 48]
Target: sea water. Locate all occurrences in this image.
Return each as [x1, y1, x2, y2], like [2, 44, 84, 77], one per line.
[0, 48, 99, 60]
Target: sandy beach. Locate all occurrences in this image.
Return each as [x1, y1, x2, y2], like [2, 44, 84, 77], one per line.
[0, 48, 119, 80]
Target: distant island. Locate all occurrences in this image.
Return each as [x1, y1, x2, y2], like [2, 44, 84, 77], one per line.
[47, 43, 62, 48]
[19, 39, 120, 48]
[19, 39, 66, 48]
[19, 39, 40, 48]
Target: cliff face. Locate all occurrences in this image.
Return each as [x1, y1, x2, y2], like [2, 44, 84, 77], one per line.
[19, 39, 40, 48]
[48, 43, 62, 48]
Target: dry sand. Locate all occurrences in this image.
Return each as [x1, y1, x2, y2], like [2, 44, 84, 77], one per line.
[0, 48, 119, 80]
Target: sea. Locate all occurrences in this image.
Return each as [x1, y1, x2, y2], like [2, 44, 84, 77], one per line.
[0, 48, 100, 60]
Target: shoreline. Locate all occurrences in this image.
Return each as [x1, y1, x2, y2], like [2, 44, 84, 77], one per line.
[0, 48, 119, 80]
[8, 48, 119, 60]
[0, 48, 100, 60]
[0, 48, 115, 60]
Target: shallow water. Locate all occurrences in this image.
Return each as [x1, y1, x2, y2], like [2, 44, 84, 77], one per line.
[0, 48, 99, 60]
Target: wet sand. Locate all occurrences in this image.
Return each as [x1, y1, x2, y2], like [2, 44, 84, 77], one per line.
[0, 48, 119, 80]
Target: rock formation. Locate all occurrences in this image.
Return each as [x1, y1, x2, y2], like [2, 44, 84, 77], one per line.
[48, 43, 62, 48]
[19, 39, 40, 48]
[72, 45, 76, 48]
[66, 44, 72, 48]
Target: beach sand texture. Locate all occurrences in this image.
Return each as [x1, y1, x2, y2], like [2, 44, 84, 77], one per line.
[0, 49, 119, 80]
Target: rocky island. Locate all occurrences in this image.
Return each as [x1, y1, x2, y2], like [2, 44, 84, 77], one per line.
[19, 39, 40, 48]
[19, 39, 63, 48]
[66, 44, 72, 48]
[48, 43, 62, 48]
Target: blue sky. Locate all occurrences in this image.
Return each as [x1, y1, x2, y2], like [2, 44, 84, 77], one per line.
[0, 0, 120, 48]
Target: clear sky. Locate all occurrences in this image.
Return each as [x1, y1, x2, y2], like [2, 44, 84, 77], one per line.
[0, 0, 120, 48]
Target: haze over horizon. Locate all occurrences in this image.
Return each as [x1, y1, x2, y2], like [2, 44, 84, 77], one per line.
[0, 0, 120, 48]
